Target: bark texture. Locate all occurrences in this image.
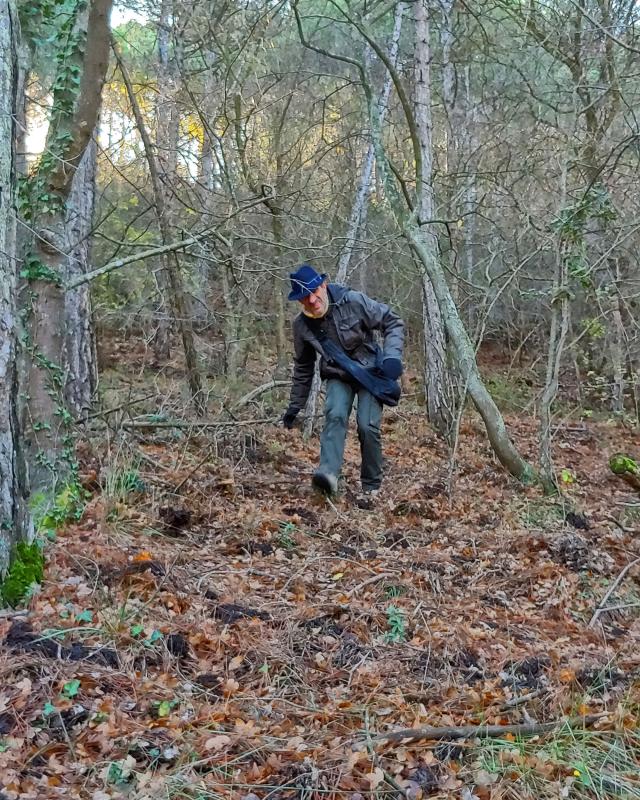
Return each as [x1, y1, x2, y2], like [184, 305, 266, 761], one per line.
[539, 240, 570, 492]
[0, 0, 30, 571]
[63, 139, 98, 418]
[414, 0, 454, 437]
[151, 0, 179, 362]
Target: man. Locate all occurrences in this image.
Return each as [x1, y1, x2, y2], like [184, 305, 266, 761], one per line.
[282, 264, 405, 498]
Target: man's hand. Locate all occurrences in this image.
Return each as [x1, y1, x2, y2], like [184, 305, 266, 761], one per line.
[382, 357, 403, 380]
[282, 408, 299, 429]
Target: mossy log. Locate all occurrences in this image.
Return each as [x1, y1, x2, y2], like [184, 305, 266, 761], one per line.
[609, 453, 640, 493]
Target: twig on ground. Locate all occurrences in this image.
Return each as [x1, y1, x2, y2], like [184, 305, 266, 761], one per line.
[173, 446, 217, 493]
[133, 448, 173, 472]
[373, 714, 606, 744]
[594, 601, 640, 614]
[348, 572, 397, 598]
[0, 608, 30, 619]
[603, 514, 637, 534]
[499, 688, 544, 710]
[588, 558, 640, 628]
[232, 380, 290, 410]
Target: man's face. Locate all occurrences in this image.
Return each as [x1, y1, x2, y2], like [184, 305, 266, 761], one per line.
[300, 282, 329, 318]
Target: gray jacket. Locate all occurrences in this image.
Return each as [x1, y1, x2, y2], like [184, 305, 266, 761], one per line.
[288, 284, 405, 412]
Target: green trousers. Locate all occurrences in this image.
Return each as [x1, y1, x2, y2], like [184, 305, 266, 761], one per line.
[318, 379, 384, 491]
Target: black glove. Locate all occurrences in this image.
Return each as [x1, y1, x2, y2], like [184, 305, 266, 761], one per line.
[382, 357, 403, 380]
[282, 408, 299, 429]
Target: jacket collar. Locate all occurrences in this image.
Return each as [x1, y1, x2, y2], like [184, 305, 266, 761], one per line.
[327, 283, 348, 304]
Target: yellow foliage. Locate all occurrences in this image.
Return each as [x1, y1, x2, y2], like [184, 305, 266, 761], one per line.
[181, 114, 204, 144]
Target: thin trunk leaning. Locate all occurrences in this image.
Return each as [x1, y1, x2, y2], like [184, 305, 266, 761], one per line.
[609, 266, 626, 415]
[414, 0, 454, 437]
[407, 225, 532, 480]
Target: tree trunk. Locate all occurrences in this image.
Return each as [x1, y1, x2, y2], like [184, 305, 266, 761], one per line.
[407, 225, 533, 481]
[22, 0, 112, 494]
[221, 252, 245, 378]
[461, 67, 479, 328]
[63, 139, 98, 418]
[338, 4, 404, 287]
[438, 0, 460, 302]
[233, 91, 291, 377]
[608, 266, 625, 415]
[271, 205, 288, 378]
[0, 0, 30, 571]
[196, 50, 218, 311]
[539, 241, 570, 493]
[151, 0, 178, 362]
[414, 0, 454, 437]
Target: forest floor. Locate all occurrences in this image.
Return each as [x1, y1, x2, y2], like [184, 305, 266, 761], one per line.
[2, 391, 640, 800]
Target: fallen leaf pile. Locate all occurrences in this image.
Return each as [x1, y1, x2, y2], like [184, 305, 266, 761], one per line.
[1, 409, 639, 799]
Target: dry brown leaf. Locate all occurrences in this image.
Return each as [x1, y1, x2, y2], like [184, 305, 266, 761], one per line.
[365, 768, 385, 789]
[204, 734, 232, 752]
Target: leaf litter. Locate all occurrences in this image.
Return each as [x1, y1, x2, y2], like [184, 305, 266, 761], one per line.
[1, 410, 640, 799]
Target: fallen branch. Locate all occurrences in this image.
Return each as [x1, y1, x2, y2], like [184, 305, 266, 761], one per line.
[232, 380, 290, 410]
[588, 558, 640, 628]
[173, 446, 217, 493]
[373, 714, 606, 744]
[122, 417, 277, 430]
[596, 601, 640, 614]
[603, 514, 637, 534]
[81, 393, 157, 422]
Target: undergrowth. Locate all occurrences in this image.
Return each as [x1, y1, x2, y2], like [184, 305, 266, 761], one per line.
[0, 540, 44, 607]
[468, 726, 640, 799]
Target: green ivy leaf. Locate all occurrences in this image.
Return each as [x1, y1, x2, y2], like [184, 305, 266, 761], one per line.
[75, 609, 93, 623]
[43, 702, 56, 717]
[560, 469, 575, 484]
[107, 762, 123, 784]
[61, 679, 81, 699]
[157, 700, 171, 717]
[145, 629, 163, 645]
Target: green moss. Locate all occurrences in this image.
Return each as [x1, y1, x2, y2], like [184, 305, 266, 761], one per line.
[609, 453, 639, 476]
[1, 541, 45, 607]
